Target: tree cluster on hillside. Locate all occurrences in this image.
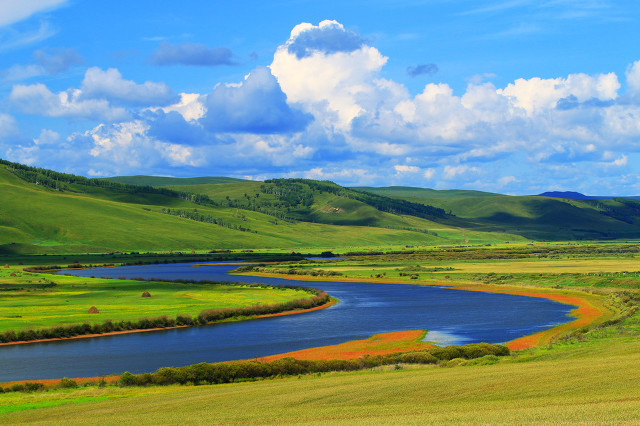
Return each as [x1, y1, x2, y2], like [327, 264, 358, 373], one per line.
[161, 208, 256, 233]
[584, 198, 640, 224]
[263, 178, 449, 219]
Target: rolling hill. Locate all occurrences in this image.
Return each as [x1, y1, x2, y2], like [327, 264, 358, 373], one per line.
[353, 186, 640, 241]
[0, 160, 520, 254]
[3, 158, 640, 254]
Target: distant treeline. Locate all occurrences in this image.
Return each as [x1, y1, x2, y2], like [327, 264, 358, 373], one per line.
[0, 159, 215, 205]
[161, 208, 257, 233]
[0, 281, 329, 344]
[117, 343, 510, 387]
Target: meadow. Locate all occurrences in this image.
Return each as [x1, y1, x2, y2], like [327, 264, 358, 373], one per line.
[2, 160, 640, 422]
[1, 314, 638, 423]
[0, 257, 317, 338]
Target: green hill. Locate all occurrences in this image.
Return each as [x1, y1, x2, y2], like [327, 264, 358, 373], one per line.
[355, 185, 640, 240]
[4, 158, 640, 253]
[1, 160, 521, 254]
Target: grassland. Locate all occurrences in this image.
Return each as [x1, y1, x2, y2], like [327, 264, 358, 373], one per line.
[2, 158, 640, 422]
[0, 259, 313, 336]
[1, 322, 639, 423]
[0, 243, 639, 422]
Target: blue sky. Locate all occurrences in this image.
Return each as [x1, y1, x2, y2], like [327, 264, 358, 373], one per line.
[1, 0, 640, 195]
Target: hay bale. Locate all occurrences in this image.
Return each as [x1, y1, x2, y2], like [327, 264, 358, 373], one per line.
[88, 306, 99, 314]
[141, 291, 151, 298]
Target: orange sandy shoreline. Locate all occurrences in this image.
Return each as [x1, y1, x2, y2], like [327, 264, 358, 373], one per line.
[240, 271, 612, 351]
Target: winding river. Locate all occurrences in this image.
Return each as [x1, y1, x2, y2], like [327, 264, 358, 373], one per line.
[0, 262, 575, 381]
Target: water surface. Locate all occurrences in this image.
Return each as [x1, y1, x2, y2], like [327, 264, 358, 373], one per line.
[0, 262, 574, 381]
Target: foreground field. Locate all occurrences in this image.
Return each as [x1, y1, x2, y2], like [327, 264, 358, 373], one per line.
[1, 242, 639, 423]
[1, 328, 639, 423]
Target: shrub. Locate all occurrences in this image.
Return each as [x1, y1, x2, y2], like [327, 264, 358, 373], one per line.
[118, 372, 137, 386]
[57, 377, 78, 389]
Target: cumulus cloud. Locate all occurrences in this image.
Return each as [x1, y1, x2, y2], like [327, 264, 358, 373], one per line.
[10, 67, 178, 121]
[159, 93, 205, 121]
[407, 63, 438, 77]
[201, 66, 312, 134]
[498, 73, 620, 115]
[10, 20, 640, 194]
[146, 110, 209, 145]
[286, 20, 366, 59]
[80, 67, 177, 106]
[149, 42, 235, 66]
[271, 21, 388, 127]
[10, 83, 128, 121]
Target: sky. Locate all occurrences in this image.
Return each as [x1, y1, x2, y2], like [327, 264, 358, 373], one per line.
[1, 0, 640, 195]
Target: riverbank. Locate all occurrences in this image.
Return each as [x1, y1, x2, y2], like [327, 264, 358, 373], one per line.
[237, 271, 615, 350]
[0, 298, 336, 347]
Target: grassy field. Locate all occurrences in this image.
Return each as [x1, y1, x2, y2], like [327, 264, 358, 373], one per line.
[1, 240, 640, 422]
[1, 322, 639, 423]
[0, 260, 311, 334]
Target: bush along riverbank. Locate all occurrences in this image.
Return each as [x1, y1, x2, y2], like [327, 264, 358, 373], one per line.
[0, 343, 509, 393]
[115, 343, 510, 386]
[0, 281, 330, 344]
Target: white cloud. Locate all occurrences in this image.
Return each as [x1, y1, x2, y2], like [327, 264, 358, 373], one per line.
[81, 67, 176, 106]
[0, 113, 18, 137]
[498, 175, 518, 186]
[394, 165, 419, 173]
[33, 128, 59, 145]
[626, 60, 640, 98]
[423, 168, 436, 179]
[443, 165, 481, 179]
[10, 83, 129, 121]
[160, 93, 205, 121]
[0, 0, 67, 27]
[498, 72, 620, 115]
[271, 21, 388, 128]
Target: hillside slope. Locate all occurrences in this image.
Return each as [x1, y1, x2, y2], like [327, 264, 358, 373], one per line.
[354, 187, 640, 240]
[1, 161, 520, 253]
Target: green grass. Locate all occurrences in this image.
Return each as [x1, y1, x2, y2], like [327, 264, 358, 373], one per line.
[0, 263, 310, 333]
[1, 243, 640, 422]
[2, 331, 639, 423]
